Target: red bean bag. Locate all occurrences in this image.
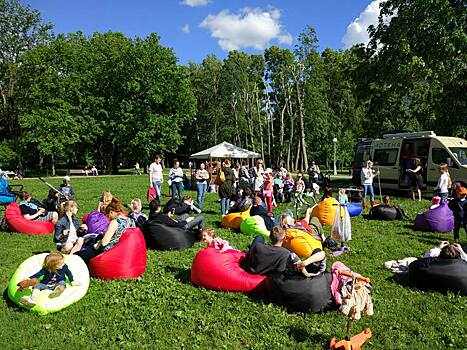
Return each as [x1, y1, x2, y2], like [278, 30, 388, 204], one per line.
[5, 203, 54, 234]
[191, 248, 267, 293]
[88, 227, 146, 280]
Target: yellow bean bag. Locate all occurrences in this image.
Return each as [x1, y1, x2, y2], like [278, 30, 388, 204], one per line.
[283, 228, 323, 259]
[221, 207, 251, 230]
[311, 198, 341, 227]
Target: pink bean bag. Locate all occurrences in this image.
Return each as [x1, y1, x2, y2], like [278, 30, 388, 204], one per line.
[5, 203, 54, 234]
[88, 227, 147, 280]
[191, 248, 267, 293]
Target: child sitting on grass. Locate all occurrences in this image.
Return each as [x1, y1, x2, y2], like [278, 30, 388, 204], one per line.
[199, 228, 236, 252]
[128, 198, 148, 227]
[18, 252, 80, 307]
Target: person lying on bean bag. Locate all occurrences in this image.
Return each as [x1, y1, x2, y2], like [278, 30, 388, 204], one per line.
[75, 197, 136, 262]
[228, 187, 254, 214]
[249, 196, 274, 230]
[18, 191, 58, 224]
[244, 226, 316, 277]
[164, 195, 201, 219]
[148, 198, 205, 231]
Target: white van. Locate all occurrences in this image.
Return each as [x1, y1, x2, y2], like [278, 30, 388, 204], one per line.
[352, 131, 467, 191]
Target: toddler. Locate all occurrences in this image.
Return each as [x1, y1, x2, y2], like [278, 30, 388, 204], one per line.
[283, 173, 295, 202]
[448, 187, 467, 242]
[128, 198, 148, 227]
[338, 188, 349, 205]
[200, 228, 236, 253]
[263, 168, 274, 213]
[18, 252, 80, 307]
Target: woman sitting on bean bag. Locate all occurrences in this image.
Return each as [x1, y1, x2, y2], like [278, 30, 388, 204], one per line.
[75, 197, 136, 262]
[18, 191, 58, 224]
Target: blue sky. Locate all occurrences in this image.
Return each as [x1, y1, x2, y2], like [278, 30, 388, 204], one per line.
[23, 0, 382, 65]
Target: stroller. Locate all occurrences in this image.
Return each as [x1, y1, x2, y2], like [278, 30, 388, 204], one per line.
[0, 178, 23, 206]
[40, 178, 70, 212]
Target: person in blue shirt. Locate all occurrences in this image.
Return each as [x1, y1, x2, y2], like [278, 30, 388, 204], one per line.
[18, 252, 80, 307]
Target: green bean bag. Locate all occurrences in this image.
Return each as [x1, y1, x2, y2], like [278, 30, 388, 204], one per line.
[240, 216, 269, 237]
[7, 253, 90, 315]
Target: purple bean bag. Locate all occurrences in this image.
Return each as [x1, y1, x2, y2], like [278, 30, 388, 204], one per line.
[86, 211, 110, 234]
[413, 203, 454, 233]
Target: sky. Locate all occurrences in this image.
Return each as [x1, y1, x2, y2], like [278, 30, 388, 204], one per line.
[23, 0, 384, 65]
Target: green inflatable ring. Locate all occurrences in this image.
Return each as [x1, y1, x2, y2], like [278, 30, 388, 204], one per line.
[240, 216, 270, 237]
[7, 253, 90, 315]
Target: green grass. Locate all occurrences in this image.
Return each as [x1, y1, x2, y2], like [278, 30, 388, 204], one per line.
[1, 175, 466, 349]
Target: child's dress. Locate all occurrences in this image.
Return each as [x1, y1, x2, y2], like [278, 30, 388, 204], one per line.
[207, 237, 236, 253]
[263, 175, 274, 213]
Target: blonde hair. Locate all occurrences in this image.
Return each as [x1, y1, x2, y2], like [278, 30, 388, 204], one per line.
[439, 163, 452, 188]
[130, 198, 142, 212]
[43, 252, 65, 273]
[100, 191, 113, 213]
[367, 160, 373, 167]
[60, 200, 78, 217]
[279, 213, 292, 228]
[338, 188, 346, 196]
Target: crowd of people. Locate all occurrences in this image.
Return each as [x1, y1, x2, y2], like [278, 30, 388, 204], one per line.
[8, 154, 467, 308]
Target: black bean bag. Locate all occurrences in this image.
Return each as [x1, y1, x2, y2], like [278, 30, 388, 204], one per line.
[266, 272, 334, 313]
[142, 221, 196, 250]
[369, 205, 406, 221]
[408, 258, 467, 296]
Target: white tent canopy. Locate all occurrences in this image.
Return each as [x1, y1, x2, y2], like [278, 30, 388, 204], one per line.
[190, 142, 261, 159]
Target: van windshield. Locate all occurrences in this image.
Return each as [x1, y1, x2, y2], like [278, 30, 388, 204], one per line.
[450, 147, 467, 166]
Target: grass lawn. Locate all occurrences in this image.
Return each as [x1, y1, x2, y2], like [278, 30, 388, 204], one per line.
[1, 174, 466, 350]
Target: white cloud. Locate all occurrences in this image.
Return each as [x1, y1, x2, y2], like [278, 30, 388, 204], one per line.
[342, 0, 385, 48]
[200, 7, 293, 51]
[181, 0, 209, 7]
[182, 24, 190, 33]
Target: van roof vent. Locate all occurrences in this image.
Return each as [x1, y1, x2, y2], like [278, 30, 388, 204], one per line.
[382, 131, 436, 139]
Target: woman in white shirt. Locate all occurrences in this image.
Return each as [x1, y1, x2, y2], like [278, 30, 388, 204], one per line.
[253, 159, 265, 193]
[169, 159, 184, 201]
[195, 163, 210, 209]
[434, 163, 451, 202]
[149, 155, 163, 199]
[361, 160, 379, 209]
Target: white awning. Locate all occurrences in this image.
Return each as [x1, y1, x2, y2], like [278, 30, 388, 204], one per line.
[190, 142, 261, 159]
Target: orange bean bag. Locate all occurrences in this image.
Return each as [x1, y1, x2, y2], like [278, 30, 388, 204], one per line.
[221, 207, 251, 230]
[5, 203, 54, 234]
[283, 228, 323, 259]
[311, 198, 340, 227]
[88, 227, 147, 280]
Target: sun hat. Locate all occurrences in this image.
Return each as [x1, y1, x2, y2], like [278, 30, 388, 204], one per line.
[431, 196, 441, 205]
[63, 176, 71, 182]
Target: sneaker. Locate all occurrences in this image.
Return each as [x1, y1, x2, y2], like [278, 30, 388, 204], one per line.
[20, 296, 36, 307]
[49, 285, 66, 298]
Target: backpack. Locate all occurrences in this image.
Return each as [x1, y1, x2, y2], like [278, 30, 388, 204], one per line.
[214, 169, 225, 185]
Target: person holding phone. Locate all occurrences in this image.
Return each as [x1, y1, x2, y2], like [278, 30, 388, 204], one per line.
[147, 199, 205, 231]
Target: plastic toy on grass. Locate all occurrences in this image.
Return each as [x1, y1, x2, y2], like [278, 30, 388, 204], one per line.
[330, 270, 373, 350]
[7, 253, 89, 315]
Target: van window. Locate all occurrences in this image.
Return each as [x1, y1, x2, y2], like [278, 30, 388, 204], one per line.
[449, 147, 467, 166]
[373, 149, 398, 166]
[432, 148, 451, 165]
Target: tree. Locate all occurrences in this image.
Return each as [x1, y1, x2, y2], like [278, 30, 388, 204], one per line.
[0, 0, 52, 154]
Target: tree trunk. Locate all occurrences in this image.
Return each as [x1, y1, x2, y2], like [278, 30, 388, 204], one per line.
[294, 76, 308, 171]
[295, 138, 301, 171]
[51, 154, 56, 177]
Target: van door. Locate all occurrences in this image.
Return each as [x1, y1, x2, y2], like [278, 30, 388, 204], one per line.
[372, 140, 401, 190]
[428, 139, 457, 190]
[399, 139, 430, 189]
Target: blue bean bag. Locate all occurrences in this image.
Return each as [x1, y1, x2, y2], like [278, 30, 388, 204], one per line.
[347, 203, 362, 217]
[413, 203, 454, 233]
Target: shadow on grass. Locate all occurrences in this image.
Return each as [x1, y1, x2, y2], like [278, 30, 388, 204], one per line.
[164, 266, 191, 284]
[287, 325, 328, 348]
[2, 288, 23, 312]
[386, 273, 412, 289]
[32, 250, 52, 255]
